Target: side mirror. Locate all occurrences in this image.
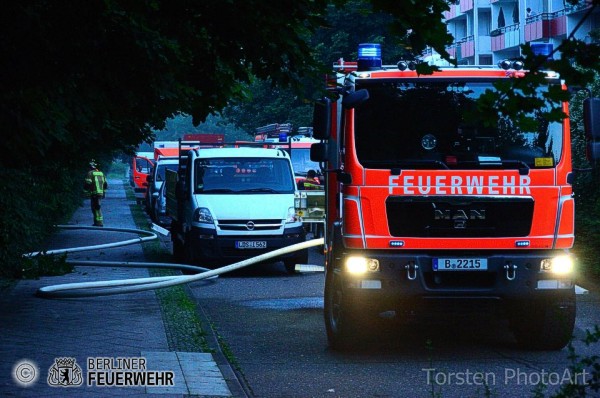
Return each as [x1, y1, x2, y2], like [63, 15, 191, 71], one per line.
[342, 89, 369, 109]
[146, 175, 154, 183]
[312, 98, 332, 140]
[584, 97, 600, 163]
[310, 143, 328, 162]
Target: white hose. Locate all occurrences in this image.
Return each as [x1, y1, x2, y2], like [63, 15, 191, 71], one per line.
[31, 225, 324, 298]
[23, 225, 158, 257]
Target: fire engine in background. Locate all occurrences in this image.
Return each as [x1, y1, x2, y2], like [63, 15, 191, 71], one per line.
[165, 140, 307, 273]
[130, 151, 153, 205]
[311, 43, 600, 350]
[255, 124, 325, 237]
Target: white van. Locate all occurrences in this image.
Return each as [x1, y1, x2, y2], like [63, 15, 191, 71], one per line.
[166, 146, 307, 273]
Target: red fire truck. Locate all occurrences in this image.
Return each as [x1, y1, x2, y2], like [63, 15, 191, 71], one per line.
[311, 43, 600, 350]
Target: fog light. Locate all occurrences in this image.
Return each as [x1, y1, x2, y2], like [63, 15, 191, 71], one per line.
[552, 255, 574, 274]
[345, 257, 379, 274]
[540, 255, 574, 275]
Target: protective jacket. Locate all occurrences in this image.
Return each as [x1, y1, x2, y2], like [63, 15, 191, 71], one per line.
[85, 170, 107, 196]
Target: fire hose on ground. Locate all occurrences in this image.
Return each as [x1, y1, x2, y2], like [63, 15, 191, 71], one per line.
[23, 225, 324, 299]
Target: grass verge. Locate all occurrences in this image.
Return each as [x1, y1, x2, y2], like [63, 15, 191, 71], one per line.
[125, 182, 211, 353]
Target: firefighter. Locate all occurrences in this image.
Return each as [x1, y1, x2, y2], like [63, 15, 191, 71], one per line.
[297, 169, 322, 190]
[84, 160, 108, 226]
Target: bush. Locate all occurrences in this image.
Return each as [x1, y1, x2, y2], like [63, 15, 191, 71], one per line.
[0, 164, 82, 278]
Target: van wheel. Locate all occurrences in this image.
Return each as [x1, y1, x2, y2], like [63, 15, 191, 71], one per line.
[510, 291, 576, 350]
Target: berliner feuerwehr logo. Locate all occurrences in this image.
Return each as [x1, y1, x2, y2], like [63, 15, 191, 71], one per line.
[47, 357, 83, 387]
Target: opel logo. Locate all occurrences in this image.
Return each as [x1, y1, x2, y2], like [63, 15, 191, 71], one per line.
[246, 221, 255, 231]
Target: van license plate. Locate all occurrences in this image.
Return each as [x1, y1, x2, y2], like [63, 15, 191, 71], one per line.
[433, 258, 488, 271]
[236, 241, 267, 249]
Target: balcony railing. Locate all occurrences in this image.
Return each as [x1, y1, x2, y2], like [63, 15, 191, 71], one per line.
[490, 22, 520, 37]
[524, 11, 567, 41]
[491, 23, 521, 52]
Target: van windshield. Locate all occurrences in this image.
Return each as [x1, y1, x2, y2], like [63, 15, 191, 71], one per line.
[193, 157, 295, 194]
[353, 79, 563, 170]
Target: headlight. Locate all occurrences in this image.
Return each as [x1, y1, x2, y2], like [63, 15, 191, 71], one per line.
[345, 256, 380, 274]
[286, 207, 299, 223]
[540, 255, 574, 275]
[193, 207, 213, 224]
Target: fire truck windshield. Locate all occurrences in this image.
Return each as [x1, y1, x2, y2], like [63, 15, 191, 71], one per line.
[353, 80, 563, 170]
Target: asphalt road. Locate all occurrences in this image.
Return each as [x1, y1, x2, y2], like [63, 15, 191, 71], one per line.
[188, 247, 600, 398]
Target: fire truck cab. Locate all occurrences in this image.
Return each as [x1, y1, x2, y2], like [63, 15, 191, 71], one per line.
[312, 43, 600, 351]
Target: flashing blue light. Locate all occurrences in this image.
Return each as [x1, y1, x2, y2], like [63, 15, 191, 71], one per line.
[390, 241, 405, 247]
[278, 133, 288, 143]
[516, 240, 530, 247]
[531, 43, 553, 60]
[357, 43, 382, 71]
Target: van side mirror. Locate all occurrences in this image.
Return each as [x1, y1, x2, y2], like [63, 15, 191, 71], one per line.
[584, 97, 600, 163]
[312, 98, 332, 140]
[310, 143, 328, 162]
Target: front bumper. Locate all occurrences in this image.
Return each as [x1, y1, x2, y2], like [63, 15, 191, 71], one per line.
[334, 249, 574, 311]
[188, 225, 306, 262]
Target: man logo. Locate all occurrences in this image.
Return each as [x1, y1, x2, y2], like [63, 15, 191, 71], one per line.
[47, 357, 83, 387]
[434, 209, 486, 229]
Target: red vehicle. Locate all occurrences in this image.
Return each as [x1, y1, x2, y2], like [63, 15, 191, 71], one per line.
[311, 43, 600, 350]
[130, 152, 153, 205]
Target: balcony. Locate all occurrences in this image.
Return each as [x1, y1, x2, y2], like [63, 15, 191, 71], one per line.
[446, 44, 457, 59]
[523, 11, 567, 41]
[460, 35, 476, 58]
[443, 4, 460, 20]
[460, 0, 474, 13]
[491, 23, 521, 51]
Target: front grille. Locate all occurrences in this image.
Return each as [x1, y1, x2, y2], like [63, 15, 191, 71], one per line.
[217, 219, 282, 231]
[386, 196, 533, 237]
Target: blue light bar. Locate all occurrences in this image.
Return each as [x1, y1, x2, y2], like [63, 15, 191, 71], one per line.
[389, 240, 405, 247]
[357, 43, 382, 71]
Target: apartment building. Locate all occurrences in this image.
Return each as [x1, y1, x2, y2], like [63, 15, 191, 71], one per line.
[424, 0, 599, 65]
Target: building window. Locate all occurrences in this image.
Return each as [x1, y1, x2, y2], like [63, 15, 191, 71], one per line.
[479, 55, 493, 65]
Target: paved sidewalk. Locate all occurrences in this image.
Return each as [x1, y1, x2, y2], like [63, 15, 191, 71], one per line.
[0, 179, 243, 397]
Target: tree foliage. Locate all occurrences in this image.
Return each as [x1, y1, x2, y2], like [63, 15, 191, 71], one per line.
[0, 0, 331, 169]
